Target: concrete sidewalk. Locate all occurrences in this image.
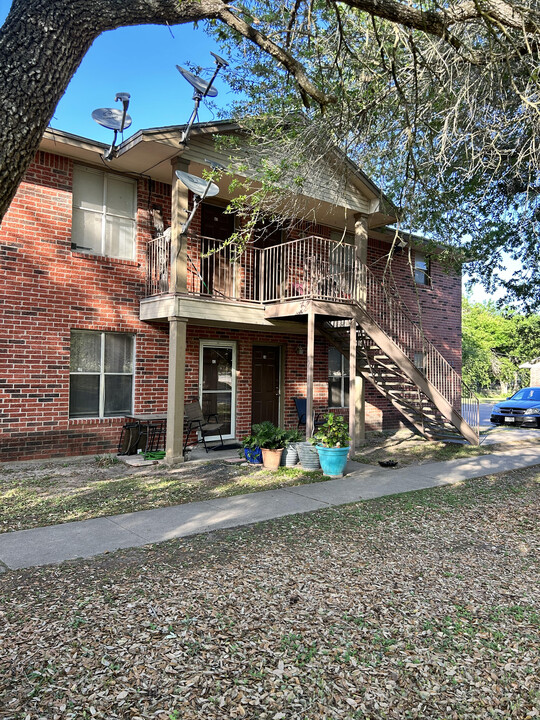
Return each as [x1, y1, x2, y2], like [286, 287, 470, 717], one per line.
[1, 445, 539, 571]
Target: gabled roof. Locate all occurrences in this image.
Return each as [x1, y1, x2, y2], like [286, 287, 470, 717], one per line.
[114, 121, 397, 227]
[39, 120, 397, 229]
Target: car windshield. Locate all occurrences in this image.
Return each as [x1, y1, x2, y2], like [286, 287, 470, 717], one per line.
[511, 388, 540, 402]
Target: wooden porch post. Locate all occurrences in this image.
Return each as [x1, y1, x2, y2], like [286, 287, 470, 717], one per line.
[349, 317, 357, 455]
[353, 213, 369, 444]
[165, 156, 190, 465]
[166, 316, 188, 465]
[170, 157, 190, 294]
[306, 306, 315, 438]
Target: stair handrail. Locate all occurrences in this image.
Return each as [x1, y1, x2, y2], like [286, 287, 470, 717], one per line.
[352, 260, 479, 436]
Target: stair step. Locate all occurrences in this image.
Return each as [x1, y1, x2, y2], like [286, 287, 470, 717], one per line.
[320, 309, 479, 446]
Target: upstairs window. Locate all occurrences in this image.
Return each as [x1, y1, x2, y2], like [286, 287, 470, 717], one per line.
[328, 346, 349, 408]
[69, 331, 134, 418]
[72, 165, 136, 259]
[414, 251, 430, 285]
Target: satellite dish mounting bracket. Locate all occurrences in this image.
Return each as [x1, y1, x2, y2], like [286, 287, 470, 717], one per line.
[91, 92, 132, 161]
[176, 52, 229, 146]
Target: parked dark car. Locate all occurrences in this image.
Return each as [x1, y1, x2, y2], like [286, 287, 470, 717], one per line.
[490, 387, 540, 427]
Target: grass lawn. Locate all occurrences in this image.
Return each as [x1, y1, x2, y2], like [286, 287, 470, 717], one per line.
[0, 431, 536, 533]
[0, 460, 324, 534]
[0, 468, 538, 719]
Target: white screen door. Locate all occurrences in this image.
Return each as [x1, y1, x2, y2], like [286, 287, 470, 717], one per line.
[199, 341, 236, 439]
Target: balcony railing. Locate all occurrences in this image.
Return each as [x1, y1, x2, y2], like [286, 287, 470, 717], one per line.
[146, 233, 262, 303]
[262, 236, 357, 303]
[146, 233, 357, 304]
[146, 231, 478, 435]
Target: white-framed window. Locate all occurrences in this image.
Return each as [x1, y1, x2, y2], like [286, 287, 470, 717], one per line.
[71, 165, 137, 259]
[414, 251, 430, 285]
[328, 346, 349, 408]
[199, 340, 237, 439]
[69, 330, 134, 418]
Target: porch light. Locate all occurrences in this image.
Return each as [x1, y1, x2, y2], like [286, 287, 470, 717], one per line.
[297, 345, 305, 355]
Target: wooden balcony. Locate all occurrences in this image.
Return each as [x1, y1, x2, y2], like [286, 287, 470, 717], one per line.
[145, 233, 358, 306]
[143, 231, 479, 443]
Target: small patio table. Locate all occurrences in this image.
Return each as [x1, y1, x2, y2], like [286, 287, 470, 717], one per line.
[121, 413, 167, 455]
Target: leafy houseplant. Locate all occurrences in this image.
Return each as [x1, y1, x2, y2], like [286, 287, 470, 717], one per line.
[311, 414, 351, 477]
[311, 413, 351, 448]
[251, 421, 288, 469]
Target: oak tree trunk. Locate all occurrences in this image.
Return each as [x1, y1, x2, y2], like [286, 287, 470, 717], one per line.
[0, 0, 224, 221]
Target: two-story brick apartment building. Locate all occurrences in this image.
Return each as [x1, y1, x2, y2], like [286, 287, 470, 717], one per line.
[0, 121, 479, 463]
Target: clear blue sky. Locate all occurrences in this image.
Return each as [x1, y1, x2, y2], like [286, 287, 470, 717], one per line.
[0, 1, 231, 143]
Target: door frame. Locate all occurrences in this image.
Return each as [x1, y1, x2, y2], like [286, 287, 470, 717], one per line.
[199, 339, 237, 440]
[200, 203, 237, 299]
[251, 343, 284, 427]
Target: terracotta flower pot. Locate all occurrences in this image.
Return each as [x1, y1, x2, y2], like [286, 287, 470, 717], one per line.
[261, 447, 284, 470]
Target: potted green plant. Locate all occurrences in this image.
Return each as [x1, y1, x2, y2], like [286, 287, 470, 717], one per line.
[241, 433, 263, 464]
[311, 414, 351, 477]
[251, 421, 288, 469]
[280, 428, 303, 466]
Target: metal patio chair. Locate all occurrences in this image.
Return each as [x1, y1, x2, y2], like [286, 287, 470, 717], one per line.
[293, 397, 327, 431]
[183, 400, 225, 455]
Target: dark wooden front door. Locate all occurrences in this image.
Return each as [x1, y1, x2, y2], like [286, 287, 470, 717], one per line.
[200, 203, 235, 297]
[252, 346, 280, 425]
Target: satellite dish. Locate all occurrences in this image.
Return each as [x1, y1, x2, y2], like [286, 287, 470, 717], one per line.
[92, 108, 132, 132]
[210, 52, 229, 68]
[176, 66, 218, 98]
[175, 170, 219, 198]
[176, 53, 228, 147]
[91, 92, 132, 161]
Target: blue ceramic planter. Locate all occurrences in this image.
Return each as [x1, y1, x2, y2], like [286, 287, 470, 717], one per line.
[244, 447, 263, 464]
[316, 445, 349, 477]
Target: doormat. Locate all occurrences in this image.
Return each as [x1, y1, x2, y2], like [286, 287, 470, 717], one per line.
[212, 443, 241, 451]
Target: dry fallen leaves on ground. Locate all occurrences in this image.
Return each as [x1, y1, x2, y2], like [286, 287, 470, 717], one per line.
[1, 469, 539, 719]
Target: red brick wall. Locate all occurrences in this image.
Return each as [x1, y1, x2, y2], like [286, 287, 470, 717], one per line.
[0, 149, 462, 461]
[0, 152, 171, 460]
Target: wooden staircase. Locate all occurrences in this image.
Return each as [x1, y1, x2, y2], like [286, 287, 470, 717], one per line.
[255, 235, 480, 445]
[320, 318, 478, 444]
[317, 263, 480, 445]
